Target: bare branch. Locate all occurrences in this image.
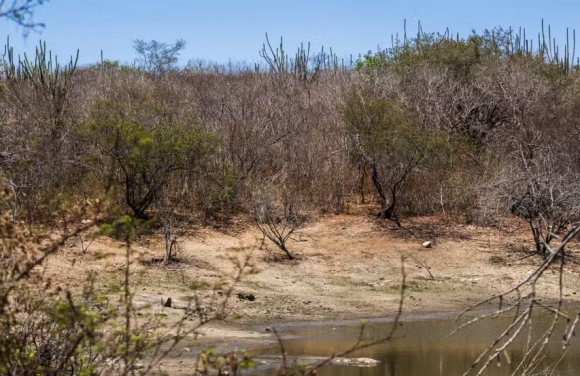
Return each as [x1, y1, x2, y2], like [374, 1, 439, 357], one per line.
[0, 0, 48, 35]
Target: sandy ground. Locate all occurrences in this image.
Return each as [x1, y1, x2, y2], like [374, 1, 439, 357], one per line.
[44, 213, 580, 373]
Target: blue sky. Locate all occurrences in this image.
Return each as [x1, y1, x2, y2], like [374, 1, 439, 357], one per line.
[1, 0, 579, 67]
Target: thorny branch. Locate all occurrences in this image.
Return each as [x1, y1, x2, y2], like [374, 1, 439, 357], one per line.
[452, 222, 580, 376]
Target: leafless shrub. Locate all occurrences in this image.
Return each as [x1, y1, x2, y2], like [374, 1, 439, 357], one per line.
[252, 188, 305, 261]
[156, 206, 182, 265]
[485, 144, 580, 256]
[0, 40, 84, 223]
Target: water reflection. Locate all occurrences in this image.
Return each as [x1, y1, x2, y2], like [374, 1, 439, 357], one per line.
[253, 313, 580, 375]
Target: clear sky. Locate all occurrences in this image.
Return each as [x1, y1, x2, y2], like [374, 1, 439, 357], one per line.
[1, 0, 580, 67]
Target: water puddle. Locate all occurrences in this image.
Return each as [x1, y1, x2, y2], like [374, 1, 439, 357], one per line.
[251, 311, 580, 375]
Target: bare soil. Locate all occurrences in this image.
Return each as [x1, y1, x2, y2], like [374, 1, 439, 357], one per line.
[44, 214, 580, 373]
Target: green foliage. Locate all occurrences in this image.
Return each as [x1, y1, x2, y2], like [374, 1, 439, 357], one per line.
[357, 33, 488, 80]
[0, 186, 246, 375]
[196, 348, 256, 374]
[355, 51, 387, 70]
[207, 168, 239, 214]
[83, 85, 218, 219]
[0, 205, 113, 374]
[101, 59, 121, 69]
[100, 215, 151, 241]
[356, 25, 578, 80]
[340, 90, 452, 220]
[341, 92, 451, 171]
[341, 95, 406, 156]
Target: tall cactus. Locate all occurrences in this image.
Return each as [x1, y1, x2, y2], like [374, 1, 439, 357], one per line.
[259, 33, 289, 74]
[3, 37, 79, 85]
[259, 33, 346, 84]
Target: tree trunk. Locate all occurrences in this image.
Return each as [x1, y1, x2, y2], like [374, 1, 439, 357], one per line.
[280, 244, 295, 260]
[370, 163, 386, 206]
[163, 231, 177, 265]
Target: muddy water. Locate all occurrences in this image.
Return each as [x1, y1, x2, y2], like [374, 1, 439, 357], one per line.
[253, 312, 580, 375]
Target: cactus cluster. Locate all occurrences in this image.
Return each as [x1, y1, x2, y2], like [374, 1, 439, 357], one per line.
[392, 19, 578, 74]
[258, 33, 350, 83]
[259, 20, 579, 78]
[2, 38, 79, 149]
[3, 37, 79, 88]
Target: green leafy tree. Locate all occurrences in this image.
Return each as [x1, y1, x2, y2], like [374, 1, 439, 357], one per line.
[341, 91, 451, 225]
[85, 84, 217, 219]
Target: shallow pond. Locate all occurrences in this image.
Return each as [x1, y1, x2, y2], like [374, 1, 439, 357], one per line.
[251, 311, 580, 375]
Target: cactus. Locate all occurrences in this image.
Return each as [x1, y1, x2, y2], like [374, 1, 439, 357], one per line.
[2, 37, 79, 147]
[259, 33, 347, 84]
[3, 37, 78, 92]
[362, 19, 579, 75]
[259, 33, 289, 74]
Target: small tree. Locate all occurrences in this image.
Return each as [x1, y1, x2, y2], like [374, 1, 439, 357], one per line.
[506, 146, 580, 256]
[341, 90, 451, 225]
[155, 204, 181, 265]
[132, 39, 186, 74]
[253, 189, 303, 261]
[85, 83, 217, 219]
